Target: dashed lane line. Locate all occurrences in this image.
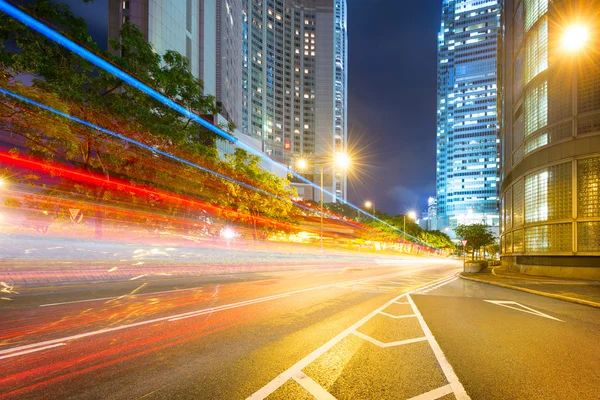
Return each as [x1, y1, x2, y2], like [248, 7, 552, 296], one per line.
[40, 286, 205, 307]
[0, 270, 417, 359]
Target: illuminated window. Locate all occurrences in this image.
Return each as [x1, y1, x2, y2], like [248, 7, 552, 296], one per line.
[578, 222, 600, 252]
[525, 224, 571, 252]
[513, 179, 525, 228]
[524, 0, 548, 32]
[525, 163, 571, 223]
[524, 79, 547, 136]
[525, 17, 548, 84]
[578, 157, 600, 218]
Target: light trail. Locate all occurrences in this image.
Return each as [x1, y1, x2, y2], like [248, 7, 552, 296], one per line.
[0, 0, 435, 249]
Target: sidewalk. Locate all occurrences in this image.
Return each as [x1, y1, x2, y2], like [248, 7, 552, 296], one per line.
[460, 267, 600, 308]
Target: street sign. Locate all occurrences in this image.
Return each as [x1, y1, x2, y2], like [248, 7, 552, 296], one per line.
[69, 208, 83, 223]
[461, 240, 468, 247]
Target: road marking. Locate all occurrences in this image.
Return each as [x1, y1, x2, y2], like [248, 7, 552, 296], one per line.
[40, 286, 205, 307]
[293, 371, 336, 400]
[246, 293, 409, 399]
[0, 343, 66, 360]
[0, 271, 409, 358]
[407, 294, 470, 400]
[483, 300, 564, 322]
[247, 273, 463, 400]
[394, 301, 410, 304]
[407, 384, 453, 400]
[414, 276, 458, 294]
[351, 331, 427, 348]
[378, 311, 417, 319]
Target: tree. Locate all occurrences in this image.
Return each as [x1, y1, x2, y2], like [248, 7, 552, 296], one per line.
[0, 1, 221, 237]
[218, 149, 300, 241]
[454, 224, 495, 260]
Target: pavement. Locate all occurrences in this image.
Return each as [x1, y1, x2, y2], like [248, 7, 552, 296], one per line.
[1, 258, 599, 399]
[460, 267, 600, 307]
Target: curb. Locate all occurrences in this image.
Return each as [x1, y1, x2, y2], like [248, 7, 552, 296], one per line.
[459, 273, 600, 309]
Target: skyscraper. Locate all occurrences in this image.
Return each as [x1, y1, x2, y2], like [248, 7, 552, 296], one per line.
[109, 0, 243, 129]
[242, 0, 348, 201]
[499, 0, 600, 278]
[436, 0, 501, 236]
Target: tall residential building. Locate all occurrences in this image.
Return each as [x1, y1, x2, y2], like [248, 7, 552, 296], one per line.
[109, 0, 243, 128]
[499, 0, 600, 279]
[242, 0, 348, 202]
[436, 0, 502, 236]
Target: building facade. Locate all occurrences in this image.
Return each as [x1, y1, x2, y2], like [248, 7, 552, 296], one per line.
[436, 0, 502, 237]
[499, 0, 600, 278]
[242, 0, 348, 202]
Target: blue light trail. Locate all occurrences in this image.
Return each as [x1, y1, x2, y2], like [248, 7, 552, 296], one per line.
[0, 0, 432, 248]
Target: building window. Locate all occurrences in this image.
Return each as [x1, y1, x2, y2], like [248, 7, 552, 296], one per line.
[524, 0, 548, 32]
[524, 79, 547, 136]
[578, 157, 600, 218]
[525, 17, 548, 84]
[524, 162, 572, 223]
[525, 223, 571, 252]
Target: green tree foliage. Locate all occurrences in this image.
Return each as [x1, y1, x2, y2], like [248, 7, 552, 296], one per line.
[454, 224, 495, 260]
[0, 0, 296, 239]
[219, 149, 299, 241]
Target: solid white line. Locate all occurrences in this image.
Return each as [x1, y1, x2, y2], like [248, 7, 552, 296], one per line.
[292, 371, 336, 400]
[378, 311, 417, 319]
[419, 277, 458, 293]
[394, 301, 410, 304]
[483, 300, 564, 322]
[407, 384, 453, 400]
[351, 331, 427, 348]
[40, 286, 205, 307]
[0, 271, 409, 358]
[246, 293, 408, 399]
[407, 294, 470, 400]
[0, 343, 66, 360]
[415, 276, 457, 293]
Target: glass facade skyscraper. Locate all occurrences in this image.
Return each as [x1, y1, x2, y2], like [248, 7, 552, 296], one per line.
[242, 0, 348, 201]
[499, 0, 600, 279]
[436, 0, 501, 235]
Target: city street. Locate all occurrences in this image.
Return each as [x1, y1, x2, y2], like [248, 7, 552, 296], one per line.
[1, 258, 598, 399]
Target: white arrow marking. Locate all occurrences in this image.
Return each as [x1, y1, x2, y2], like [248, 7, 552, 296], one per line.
[484, 300, 563, 322]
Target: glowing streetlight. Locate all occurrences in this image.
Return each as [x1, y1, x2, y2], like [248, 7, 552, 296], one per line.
[562, 24, 589, 52]
[335, 152, 351, 169]
[404, 210, 417, 242]
[0, 178, 5, 188]
[222, 227, 236, 240]
[295, 154, 351, 250]
[296, 158, 308, 170]
[364, 200, 375, 217]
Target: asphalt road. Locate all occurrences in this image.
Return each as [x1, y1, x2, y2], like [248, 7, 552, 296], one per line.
[1, 259, 598, 399]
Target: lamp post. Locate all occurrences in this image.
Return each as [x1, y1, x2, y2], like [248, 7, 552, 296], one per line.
[364, 200, 374, 217]
[296, 153, 350, 250]
[404, 210, 417, 242]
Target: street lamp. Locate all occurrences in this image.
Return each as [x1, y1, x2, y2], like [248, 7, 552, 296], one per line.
[364, 200, 375, 217]
[296, 154, 351, 250]
[0, 178, 5, 188]
[404, 210, 417, 242]
[562, 24, 589, 52]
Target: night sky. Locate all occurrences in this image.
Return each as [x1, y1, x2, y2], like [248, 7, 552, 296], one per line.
[54, 0, 443, 217]
[346, 0, 442, 216]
